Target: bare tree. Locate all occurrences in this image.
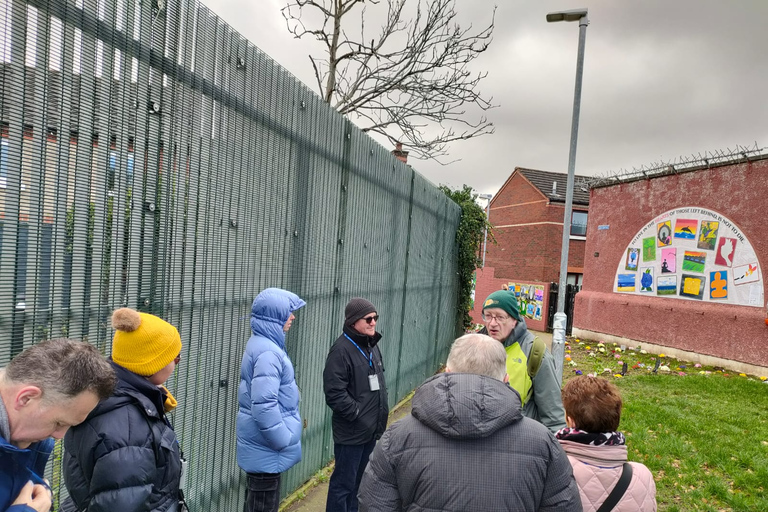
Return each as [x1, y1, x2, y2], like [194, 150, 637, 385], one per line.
[282, 0, 496, 161]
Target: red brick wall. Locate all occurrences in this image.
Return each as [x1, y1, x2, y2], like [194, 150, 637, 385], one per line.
[486, 172, 587, 283]
[574, 158, 768, 367]
[471, 266, 550, 332]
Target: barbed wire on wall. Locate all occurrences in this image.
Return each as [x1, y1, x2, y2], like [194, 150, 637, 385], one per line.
[587, 142, 767, 189]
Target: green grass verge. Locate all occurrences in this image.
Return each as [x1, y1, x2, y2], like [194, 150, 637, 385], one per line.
[565, 338, 768, 512]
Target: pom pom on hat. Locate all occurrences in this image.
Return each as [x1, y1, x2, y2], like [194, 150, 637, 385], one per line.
[112, 308, 142, 332]
[111, 308, 182, 377]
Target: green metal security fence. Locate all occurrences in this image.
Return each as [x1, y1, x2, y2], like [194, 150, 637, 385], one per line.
[0, 0, 461, 509]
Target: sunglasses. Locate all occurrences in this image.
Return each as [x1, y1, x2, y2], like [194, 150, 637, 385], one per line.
[174, 354, 181, 365]
[362, 315, 379, 324]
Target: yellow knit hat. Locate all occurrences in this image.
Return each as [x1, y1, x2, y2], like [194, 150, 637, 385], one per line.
[111, 308, 182, 377]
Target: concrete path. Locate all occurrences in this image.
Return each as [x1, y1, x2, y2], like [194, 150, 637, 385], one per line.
[281, 399, 413, 512]
[533, 329, 553, 350]
[280, 329, 552, 511]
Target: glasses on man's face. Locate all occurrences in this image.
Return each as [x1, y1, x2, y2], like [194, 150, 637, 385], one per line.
[363, 315, 379, 324]
[174, 354, 181, 365]
[482, 313, 511, 323]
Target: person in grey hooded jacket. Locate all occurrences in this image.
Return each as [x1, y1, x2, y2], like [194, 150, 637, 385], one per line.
[358, 333, 581, 512]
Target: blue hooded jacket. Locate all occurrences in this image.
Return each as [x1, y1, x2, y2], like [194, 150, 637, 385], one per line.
[0, 432, 53, 512]
[236, 288, 306, 474]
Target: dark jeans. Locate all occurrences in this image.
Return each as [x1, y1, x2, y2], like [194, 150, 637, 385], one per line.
[244, 472, 281, 512]
[325, 439, 377, 512]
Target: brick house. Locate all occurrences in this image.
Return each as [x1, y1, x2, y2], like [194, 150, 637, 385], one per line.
[471, 168, 590, 329]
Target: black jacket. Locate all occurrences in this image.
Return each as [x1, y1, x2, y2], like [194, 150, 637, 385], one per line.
[63, 362, 181, 512]
[358, 373, 582, 512]
[323, 326, 389, 445]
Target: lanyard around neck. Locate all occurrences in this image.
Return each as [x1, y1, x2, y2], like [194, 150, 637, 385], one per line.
[343, 333, 373, 368]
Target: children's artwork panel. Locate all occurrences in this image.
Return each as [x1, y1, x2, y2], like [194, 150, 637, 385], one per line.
[613, 207, 762, 306]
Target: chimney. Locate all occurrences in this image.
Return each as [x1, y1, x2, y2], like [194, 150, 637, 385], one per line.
[392, 142, 408, 164]
[552, 181, 557, 195]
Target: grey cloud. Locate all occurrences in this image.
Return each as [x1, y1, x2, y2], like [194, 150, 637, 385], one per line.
[203, 0, 768, 195]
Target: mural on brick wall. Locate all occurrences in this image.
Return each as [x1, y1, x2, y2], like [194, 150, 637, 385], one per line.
[614, 207, 764, 307]
[506, 283, 545, 320]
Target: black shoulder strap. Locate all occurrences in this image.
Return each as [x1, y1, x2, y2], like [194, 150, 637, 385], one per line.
[596, 462, 633, 512]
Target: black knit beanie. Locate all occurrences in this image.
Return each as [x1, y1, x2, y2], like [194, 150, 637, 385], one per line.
[344, 298, 377, 327]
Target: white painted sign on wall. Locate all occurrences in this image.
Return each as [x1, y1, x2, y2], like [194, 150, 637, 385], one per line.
[613, 207, 763, 307]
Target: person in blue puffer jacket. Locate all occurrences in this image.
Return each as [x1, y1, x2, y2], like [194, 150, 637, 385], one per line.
[237, 288, 306, 512]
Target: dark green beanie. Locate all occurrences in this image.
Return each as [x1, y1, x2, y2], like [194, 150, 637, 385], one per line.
[482, 290, 522, 322]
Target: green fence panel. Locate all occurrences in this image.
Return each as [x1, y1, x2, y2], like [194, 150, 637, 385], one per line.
[0, 0, 461, 509]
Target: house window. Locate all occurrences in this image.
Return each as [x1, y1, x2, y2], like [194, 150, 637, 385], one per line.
[571, 210, 588, 237]
[566, 273, 583, 287]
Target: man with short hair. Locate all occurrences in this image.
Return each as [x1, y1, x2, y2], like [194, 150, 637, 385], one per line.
[358, 333, 581, 512]
[482, 289, 566, 432]
[324, 298, 388, 512]
[0, 339, 116, 512]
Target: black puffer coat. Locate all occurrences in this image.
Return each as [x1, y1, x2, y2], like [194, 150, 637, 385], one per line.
[63, 362, 181, 512]
[323, 326, 388, 445]
[358, 373, 582, 512]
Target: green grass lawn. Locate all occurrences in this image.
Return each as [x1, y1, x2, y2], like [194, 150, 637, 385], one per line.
[564, 338, 768, 512]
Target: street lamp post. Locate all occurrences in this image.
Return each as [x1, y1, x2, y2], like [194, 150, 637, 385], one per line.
[478, 193, 493, 267]
[547, 8, 589, 384]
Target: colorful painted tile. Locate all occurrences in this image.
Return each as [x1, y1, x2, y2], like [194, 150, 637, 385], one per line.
[674, 218, 698, 240]
[714, 237, 737, 267]
[657, 276, 677, 295]
[661, 247, 676, 273]
[657, 221, 672, 247]
[733, 262, 759, 285]
[642, 237, 656, 262]
[625, 248, 640, 271]
[697, 221, 719, 251]
[709, 270, 728, 300]
[617, 274, 636, 292]
[534, 287, 544, 302]
[682, 250, 706, 273]
[526, 303, 536, 317]
[679, 274, 705, 300]
[639, 267, 654, 292]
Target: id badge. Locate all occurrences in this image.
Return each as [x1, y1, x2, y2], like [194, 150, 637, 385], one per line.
[368, 374, 380, 391]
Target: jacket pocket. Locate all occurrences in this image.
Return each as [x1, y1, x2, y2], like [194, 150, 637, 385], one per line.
[158, 426, 182, 493]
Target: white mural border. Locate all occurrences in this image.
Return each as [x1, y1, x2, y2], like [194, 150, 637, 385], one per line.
[613, 207, 763, 307]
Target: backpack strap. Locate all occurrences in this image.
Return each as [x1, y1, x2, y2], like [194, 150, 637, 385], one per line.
[596, 462, 633, 512]
[526, 336, 546, 379]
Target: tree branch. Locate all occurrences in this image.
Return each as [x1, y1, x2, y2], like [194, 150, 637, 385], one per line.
[282, 0, 497, 161]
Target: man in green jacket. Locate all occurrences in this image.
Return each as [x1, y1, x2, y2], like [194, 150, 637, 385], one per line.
[482, 290, 566, 432]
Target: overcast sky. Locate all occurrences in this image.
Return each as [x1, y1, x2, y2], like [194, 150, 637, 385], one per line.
[201, 0, 768, 196]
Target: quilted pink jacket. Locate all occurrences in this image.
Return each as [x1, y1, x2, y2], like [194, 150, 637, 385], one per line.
[559, 439, 657, 512]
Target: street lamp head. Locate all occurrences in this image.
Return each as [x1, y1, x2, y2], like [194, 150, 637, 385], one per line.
[477, 193, 493, 200]
[546, 8, 588, 23]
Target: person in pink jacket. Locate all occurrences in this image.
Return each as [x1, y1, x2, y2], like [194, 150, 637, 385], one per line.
[556, 376, 657, 512]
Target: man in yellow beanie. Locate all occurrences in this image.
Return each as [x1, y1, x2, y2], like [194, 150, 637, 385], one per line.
[63, 308, 185, 512]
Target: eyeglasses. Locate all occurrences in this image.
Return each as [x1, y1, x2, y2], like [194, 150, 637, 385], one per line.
[174, 354, 181, 365]
[362, 315, 379, 324]
[482, 313, 511, 323]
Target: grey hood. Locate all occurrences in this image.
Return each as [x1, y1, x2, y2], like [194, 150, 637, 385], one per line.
[505, 317, 534, 349]
[412, 373, 523, 439]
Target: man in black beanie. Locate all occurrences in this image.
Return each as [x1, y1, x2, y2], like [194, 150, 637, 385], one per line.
[323, 298, 388, 512]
